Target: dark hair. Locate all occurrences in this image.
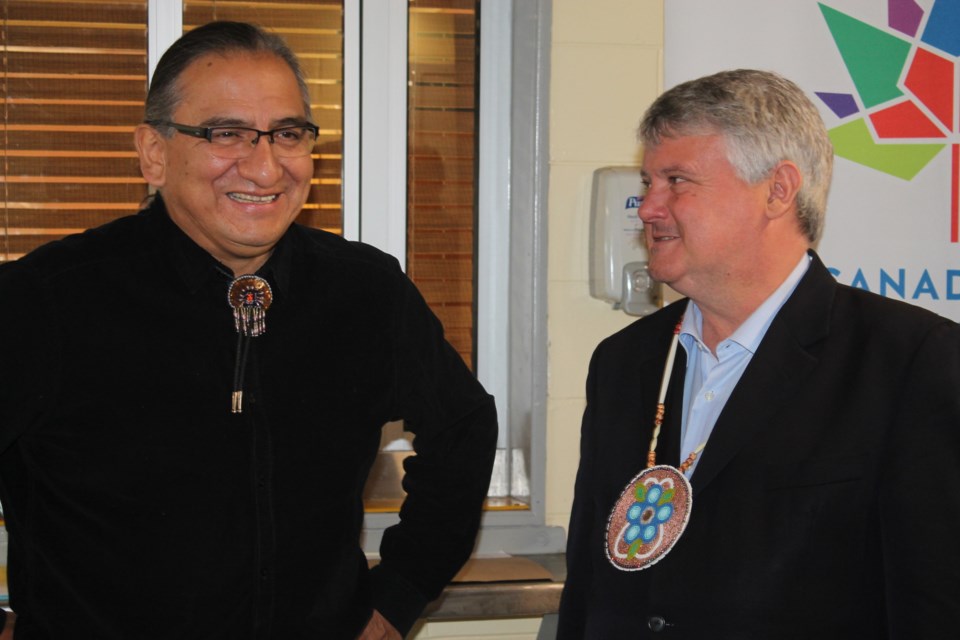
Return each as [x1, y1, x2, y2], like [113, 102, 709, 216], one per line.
[145, 21, 311, 128]
[639, 69, 833, 244]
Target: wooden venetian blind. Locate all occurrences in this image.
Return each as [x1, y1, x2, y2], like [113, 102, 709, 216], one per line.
[407, 0, 478, 369]
[184, 0, 344, 235]
[0, 0, 150, 263]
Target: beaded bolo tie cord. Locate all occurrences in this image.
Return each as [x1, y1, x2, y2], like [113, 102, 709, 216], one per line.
[227, 275, 273, 414]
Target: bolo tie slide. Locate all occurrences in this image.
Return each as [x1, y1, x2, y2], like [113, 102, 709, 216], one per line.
[227, 274, 273, 414]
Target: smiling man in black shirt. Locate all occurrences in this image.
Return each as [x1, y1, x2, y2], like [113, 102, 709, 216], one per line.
[0, 21, 497, 639]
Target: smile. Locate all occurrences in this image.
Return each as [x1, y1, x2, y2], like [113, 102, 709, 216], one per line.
[228, 192, 279, 204]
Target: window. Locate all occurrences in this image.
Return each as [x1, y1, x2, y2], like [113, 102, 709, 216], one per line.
[353, 1, 562, 555]
[407, 0, 478, 368]
[0, 0, 149, 262]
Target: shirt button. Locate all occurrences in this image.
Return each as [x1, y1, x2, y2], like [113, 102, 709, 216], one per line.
[704, 390, 715, 401]
[647, 615, 666, 632]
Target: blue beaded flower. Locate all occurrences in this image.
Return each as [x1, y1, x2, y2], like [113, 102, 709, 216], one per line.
[623, 481, 674, 557]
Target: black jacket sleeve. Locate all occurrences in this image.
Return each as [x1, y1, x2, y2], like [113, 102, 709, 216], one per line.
[369, 271, 498, 635]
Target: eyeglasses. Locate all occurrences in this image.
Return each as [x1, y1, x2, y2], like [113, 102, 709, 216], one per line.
[148, 121, 319, 159]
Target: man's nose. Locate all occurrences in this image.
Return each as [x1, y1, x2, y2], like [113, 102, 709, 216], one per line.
[238, 136, 284, 183]
[637, 188, 665, 222]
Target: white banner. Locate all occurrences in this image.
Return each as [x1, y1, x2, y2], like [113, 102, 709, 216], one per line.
[665, 0, 960, 320]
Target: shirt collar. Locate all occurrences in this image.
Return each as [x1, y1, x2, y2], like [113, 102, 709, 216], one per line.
[680, 253, 811, 355]
[145, 194, 293, 297]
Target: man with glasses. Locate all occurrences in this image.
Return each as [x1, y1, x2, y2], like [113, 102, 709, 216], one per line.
[0, 21, 497, 639]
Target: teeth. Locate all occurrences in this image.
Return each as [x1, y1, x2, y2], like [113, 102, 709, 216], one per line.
[228, 192, 278, 203]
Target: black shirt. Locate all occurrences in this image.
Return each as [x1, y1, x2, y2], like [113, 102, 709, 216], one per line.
[0, 196, 498, 638]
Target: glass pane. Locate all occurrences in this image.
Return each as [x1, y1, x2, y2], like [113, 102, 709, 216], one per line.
[407, 0, 478, 370]
[364, 1, 484, 514]
[0, 0, 150, 262]
[184, 0, 345, 234]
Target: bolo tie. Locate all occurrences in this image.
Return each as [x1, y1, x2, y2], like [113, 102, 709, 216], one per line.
[226, 274, 273, 414]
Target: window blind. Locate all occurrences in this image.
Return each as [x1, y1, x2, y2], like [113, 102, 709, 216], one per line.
[0, 0, 150, 262]
[407, 0, 478, 368]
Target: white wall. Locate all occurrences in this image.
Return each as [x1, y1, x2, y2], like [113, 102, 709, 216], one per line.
[545, 0, 664, 533]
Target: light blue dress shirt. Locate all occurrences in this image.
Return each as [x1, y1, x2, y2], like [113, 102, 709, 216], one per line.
[678, 254, 811, 476]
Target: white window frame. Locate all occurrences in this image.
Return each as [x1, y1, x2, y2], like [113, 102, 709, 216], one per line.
[347, 2, 509, 440]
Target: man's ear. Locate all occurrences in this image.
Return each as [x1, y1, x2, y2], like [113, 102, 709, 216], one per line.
[766, 161, 802, 220]
[134, 124, 167, 188]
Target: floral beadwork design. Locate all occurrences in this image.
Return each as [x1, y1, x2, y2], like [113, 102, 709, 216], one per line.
[622, 481, 675, 559]
[606, 465, 692, 571]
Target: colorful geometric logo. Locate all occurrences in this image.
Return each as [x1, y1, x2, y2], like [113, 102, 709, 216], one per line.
[816, 1, 960, 241]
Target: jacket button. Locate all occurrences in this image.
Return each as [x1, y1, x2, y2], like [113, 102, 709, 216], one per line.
[647, 616, 666, 632]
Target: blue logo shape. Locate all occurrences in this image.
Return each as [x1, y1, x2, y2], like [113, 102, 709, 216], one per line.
[923, 1, 960, 55]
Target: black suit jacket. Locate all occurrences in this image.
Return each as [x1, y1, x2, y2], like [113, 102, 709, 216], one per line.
[558, 253, 960, 639]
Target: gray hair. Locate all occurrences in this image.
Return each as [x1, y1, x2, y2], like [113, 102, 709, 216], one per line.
[145, 21, 311, 129]
[638, 69, 833, 244]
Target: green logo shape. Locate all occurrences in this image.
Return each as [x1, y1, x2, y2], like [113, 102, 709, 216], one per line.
[819, 3, 911, 108]
[829, 119, 945, 180]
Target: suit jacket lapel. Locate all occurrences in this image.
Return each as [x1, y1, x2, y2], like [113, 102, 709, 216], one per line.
[689, 252, 836, 496]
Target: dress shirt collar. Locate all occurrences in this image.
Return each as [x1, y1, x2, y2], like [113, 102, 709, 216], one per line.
[680, 253, 811, 355]
[144, 194, 294, 297]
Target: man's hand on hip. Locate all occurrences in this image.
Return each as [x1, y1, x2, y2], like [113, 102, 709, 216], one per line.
[356, 609, 402, 640]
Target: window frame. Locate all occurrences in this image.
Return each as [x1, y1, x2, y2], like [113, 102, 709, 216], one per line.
[360, 0, 561, 555]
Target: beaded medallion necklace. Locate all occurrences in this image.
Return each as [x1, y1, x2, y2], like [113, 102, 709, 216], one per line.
[604, 314, 705, 571]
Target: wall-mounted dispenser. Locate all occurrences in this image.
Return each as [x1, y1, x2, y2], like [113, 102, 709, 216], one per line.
[589, 166, 661, 317]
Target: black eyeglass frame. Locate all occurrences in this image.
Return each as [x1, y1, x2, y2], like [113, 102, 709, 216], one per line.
[146, 120, 319, 150]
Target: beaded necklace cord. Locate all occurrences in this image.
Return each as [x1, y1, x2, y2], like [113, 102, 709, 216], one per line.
[646, 314, 707, 476]
[603, 311, 702, 571]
